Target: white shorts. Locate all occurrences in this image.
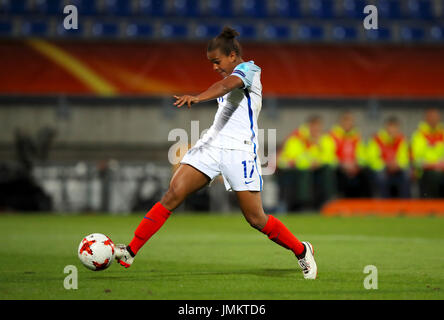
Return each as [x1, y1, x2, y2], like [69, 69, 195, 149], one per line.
[181, 143, 263, 192]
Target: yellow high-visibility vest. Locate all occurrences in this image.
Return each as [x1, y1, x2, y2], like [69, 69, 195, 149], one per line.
[322, 126, 367, 167]
[277, 125, 327, 170]
[367, 129, 409, 171]
[411, 122, 444, 168]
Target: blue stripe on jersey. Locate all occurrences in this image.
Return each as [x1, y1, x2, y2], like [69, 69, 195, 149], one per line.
[243, 88, 263, 191]
[233, 70, 246, 78]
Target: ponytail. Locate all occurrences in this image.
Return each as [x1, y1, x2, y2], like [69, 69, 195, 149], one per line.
[207, 26, 242, 57]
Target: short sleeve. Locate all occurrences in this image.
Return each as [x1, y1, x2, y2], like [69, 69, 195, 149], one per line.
[231, 62, 255, 89]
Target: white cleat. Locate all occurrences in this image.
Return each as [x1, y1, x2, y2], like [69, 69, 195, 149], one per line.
[115, 244, 135, 268]
[297, 241, 317, 279]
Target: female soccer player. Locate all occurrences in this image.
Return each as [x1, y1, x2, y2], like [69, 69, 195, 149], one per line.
[115, 27, 317, 279]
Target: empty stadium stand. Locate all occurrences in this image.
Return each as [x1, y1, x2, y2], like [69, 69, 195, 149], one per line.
[0, 0, 442, 43]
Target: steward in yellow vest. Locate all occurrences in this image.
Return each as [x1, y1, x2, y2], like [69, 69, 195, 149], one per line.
[367, 116, 411, 198]
[322, 111, 371, 198]
[411, 108, 444, 198]
[276, 116, 335, 211]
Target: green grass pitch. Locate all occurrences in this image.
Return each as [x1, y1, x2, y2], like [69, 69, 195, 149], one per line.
[0, 213, 443, 300]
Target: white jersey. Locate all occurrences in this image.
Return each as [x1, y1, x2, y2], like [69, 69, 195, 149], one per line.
[196, 61, 262, 154]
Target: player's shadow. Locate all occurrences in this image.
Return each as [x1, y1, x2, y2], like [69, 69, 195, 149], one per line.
[234, 268, 298, 278]
[127, 268, 298, 279]
[85, 268, 298, 280]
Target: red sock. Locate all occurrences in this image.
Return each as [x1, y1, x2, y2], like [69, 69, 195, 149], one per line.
[261, 215, 305, 256]
[128, 202, 171, 255]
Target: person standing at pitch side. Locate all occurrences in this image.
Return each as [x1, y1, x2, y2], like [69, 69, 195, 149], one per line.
[115, 27, 317, 279]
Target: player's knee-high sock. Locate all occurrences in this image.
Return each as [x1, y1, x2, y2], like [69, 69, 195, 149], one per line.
[260, 215, 305, 257]
[128, 202, 171, 255]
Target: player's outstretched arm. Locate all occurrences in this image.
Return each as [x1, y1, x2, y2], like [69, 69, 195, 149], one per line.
[174, 75, 244, 108]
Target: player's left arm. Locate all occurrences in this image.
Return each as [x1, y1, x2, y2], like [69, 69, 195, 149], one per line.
[174, 75, 244, 108]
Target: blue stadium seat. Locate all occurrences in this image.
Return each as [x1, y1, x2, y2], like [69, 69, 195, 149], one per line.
[206, 0, 233, 18]
[232, 24, 257, 39]
[21, 20, 49, 36]
[340, 0, 369, 19]
[125, 22, 154, 38]
[56, 21, 84, 37]
[0, 19, 13, 36]
[430, 25, 444, 41]
[399, 25, 426, 41]
[69, 0, 99, 16]
[439, 0, 444, 19]
[331, 25, 358, 41]
[364, 26, 392, 41]
[306, 0, 334, 19]
[34, 0, 64, 15]
[139, 0, 165, 16]
[170, 0, 200, 17]
[91, 21, 120, 37]
[3, 0, 28, 14]
[102, 0, 133, 16]
[238, 0, 268, 18]
[194, 23, 221, 39]
[376, 0, 402, 19]
[263, 24, 291, 40]
[297, 24, 325, 40]
[160, 22, 188, 38]
[274, 0, 301, 18]
[406, 0, 433, 19]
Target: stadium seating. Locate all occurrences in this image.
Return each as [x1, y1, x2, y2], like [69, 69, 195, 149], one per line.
[194, 23, 222, 39]
[171, 0, 200, 18]
[160, 22, 188, 38]
[34, 0, 64, 15]
[238, 0, 269, 18]
[20, 20, 49, 37]
[376, 0, 403, 19]
[306, 0, 335, 19]
[91, 20, 120, 38]
[102, 0, 133, 17]
[56, 20, 83, 37]
[406, 0, 433, 19]
[263, 24, 292, 40]
[206, 0, 234, 18]
[1, 0, 29, 15]
[139, 0, 166, 17]
[297, 24, 325, 41]
[232, 23, 257, 39]
[273, 0, 302, 18]
[0, 19, 12, 35]
[125, 22, 154, 38]
[340, 0, 369, 19]
[365, 26, 392, 41]
[400, 25, 426, 41]
[430, 25, 444, 40]
[331, 24, 359, 41]
[68, 0, 99, 16]
[0, 0, 442, 43]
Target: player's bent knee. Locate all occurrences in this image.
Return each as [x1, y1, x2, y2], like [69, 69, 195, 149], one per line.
[244, 213, 267, 230]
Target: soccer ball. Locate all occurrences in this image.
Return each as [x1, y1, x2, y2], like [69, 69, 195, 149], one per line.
[78, 233, 115, 271]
